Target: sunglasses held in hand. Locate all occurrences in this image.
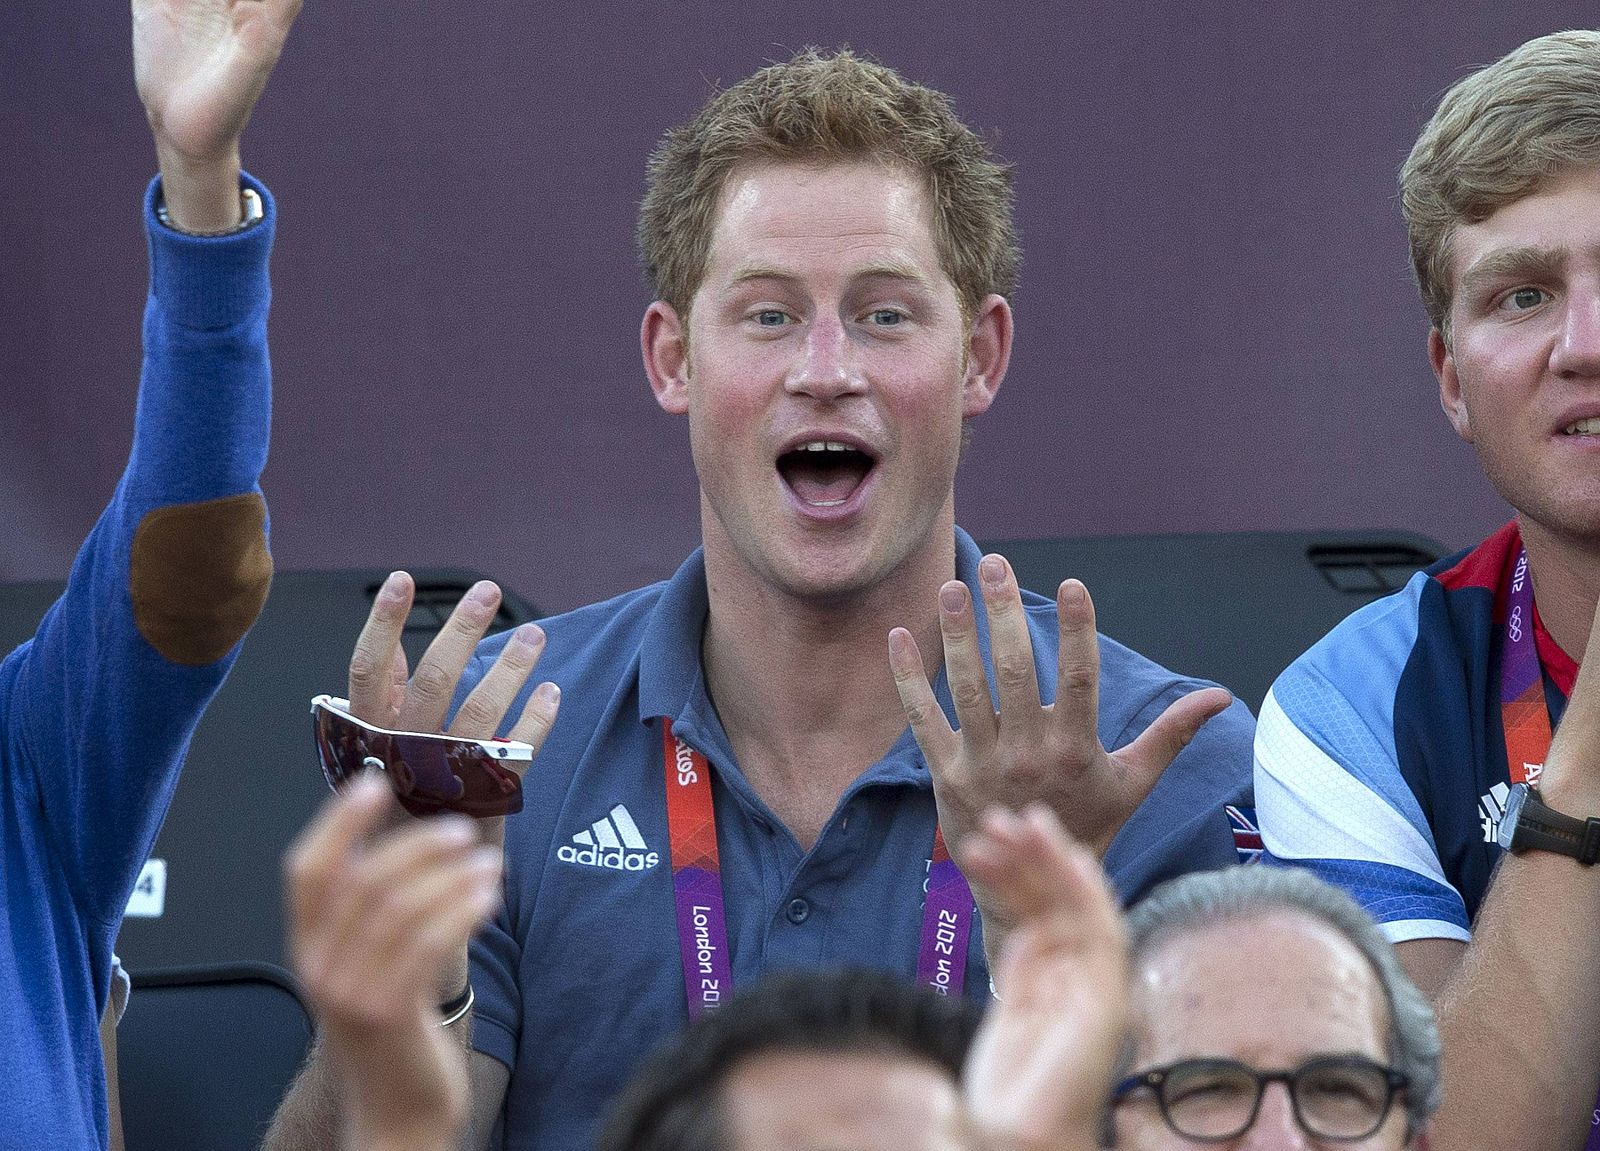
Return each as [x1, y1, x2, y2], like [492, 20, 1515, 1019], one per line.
[311, 694, 530, 818]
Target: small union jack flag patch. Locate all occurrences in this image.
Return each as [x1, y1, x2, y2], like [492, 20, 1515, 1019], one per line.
[1226, 805, 1264, 864]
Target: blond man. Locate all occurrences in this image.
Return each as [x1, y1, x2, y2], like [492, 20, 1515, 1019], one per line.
[1256, 29, 1600, 1151]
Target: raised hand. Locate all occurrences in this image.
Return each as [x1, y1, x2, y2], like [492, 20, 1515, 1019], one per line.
[285, 775, 497, 1151]
[344, 572, 559, 994]
[887, 554, 1230, 925]
[132, 0, 303, 230]
[347, 573, 559, 845]
[959, 806, 1126, 1151]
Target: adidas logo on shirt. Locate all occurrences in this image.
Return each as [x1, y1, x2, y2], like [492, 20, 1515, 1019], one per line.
[1479, 782, 1511, 844]
[558, 804, 661, 872]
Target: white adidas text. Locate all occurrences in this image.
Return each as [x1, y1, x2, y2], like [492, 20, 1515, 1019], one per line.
[558, 844, 660, 871]
[559, 803, 661, 871]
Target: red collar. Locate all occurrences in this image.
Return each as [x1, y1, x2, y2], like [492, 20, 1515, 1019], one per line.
[1531, 597, 1579, 698]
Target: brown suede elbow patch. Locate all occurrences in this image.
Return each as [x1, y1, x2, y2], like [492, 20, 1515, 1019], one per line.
[131, 492, 273, 666]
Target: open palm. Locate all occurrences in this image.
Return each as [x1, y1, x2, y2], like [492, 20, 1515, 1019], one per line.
[132, 0, 301, 163]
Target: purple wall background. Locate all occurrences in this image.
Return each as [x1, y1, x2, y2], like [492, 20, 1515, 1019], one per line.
[4, 4, 1595, 611]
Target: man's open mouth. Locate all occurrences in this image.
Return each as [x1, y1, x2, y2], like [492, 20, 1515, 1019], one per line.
[776, 440, 878, 508]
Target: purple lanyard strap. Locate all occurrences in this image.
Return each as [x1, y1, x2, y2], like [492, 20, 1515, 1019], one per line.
[1500, 545, 1552, 787]
[661, 720, 974, 1019]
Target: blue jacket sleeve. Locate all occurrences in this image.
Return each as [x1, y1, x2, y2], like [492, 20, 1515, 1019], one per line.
[1, 173, 276, 927]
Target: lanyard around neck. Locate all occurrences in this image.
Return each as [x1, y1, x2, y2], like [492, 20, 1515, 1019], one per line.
[661, 720, 975, 1019]
[1500, 545, 1554, 786]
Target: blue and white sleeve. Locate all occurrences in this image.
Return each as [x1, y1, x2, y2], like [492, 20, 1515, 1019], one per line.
[1254, 586, 1470, 944]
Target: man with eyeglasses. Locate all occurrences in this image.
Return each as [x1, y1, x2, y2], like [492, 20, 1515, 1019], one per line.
[1111, 866, 1439, 1149]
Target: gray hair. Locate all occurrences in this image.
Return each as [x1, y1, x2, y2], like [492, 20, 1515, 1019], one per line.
[1123, 866, 1441, 1140]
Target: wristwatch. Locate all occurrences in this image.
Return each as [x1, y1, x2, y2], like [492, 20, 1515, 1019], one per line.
[1497, 782, 1600, 865]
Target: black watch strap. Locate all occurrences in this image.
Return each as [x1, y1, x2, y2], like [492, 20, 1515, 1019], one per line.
[1510, 787, 1600, 865]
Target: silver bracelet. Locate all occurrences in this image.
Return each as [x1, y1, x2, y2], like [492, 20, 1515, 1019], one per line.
[156, 186, 263, 236]
[439, 983, 475, 1028]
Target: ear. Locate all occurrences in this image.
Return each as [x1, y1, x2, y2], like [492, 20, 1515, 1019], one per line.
[642, 301, 690, 415]
[962, 294, 1013, 418]
[1430, 326, 1472, 442]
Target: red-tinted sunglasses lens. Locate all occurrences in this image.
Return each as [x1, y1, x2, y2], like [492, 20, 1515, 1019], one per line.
[313, 704, 523, 818]
[315, 704, 392, 790]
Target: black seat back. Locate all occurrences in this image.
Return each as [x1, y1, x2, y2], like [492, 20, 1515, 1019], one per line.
[119, 962, 313, 1151]
[983, 530, 1444, 712]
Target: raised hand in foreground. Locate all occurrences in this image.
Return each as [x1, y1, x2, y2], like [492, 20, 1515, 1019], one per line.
[960, 805, 1127, 1151]
[286, 775, 496, 1151]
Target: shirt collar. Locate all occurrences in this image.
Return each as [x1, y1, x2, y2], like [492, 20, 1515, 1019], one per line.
[1532, 598, 1579, 699]
[633, 527, 995, 789]
[636, 547, 712, 726]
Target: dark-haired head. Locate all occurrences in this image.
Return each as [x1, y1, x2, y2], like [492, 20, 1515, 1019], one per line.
[596, 969, 982, 1151]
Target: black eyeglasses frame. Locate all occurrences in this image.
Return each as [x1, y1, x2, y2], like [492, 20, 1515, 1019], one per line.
[1112, 1054, 1410, 1143]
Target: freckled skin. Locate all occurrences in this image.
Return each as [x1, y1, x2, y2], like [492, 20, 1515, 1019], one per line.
[720, 1050, 967, 1151]
[660, 160, 1001, 608]
[1115, 912, 1411, 1151]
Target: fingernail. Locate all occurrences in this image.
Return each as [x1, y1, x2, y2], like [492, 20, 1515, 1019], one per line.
[470, 860, 503, 897]
[980, 555, 1005, 588]
[512, 623, 545, 651]
[1061, 579, 1085, 603]
[472, 874, 503, 911]
[467, 580, 499, 607]
[378, 572, 407, 602]
[939, 584, 966, 614]
[887, 627, 912, 659]
[535, 681, 560, 705]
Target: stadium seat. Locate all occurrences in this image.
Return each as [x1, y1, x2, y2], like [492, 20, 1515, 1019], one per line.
[980, 530, 1446, 713]
[118, 962, 313, 1151]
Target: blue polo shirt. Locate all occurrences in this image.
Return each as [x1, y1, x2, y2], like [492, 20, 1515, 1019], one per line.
[463, 529, 1255, 1150]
